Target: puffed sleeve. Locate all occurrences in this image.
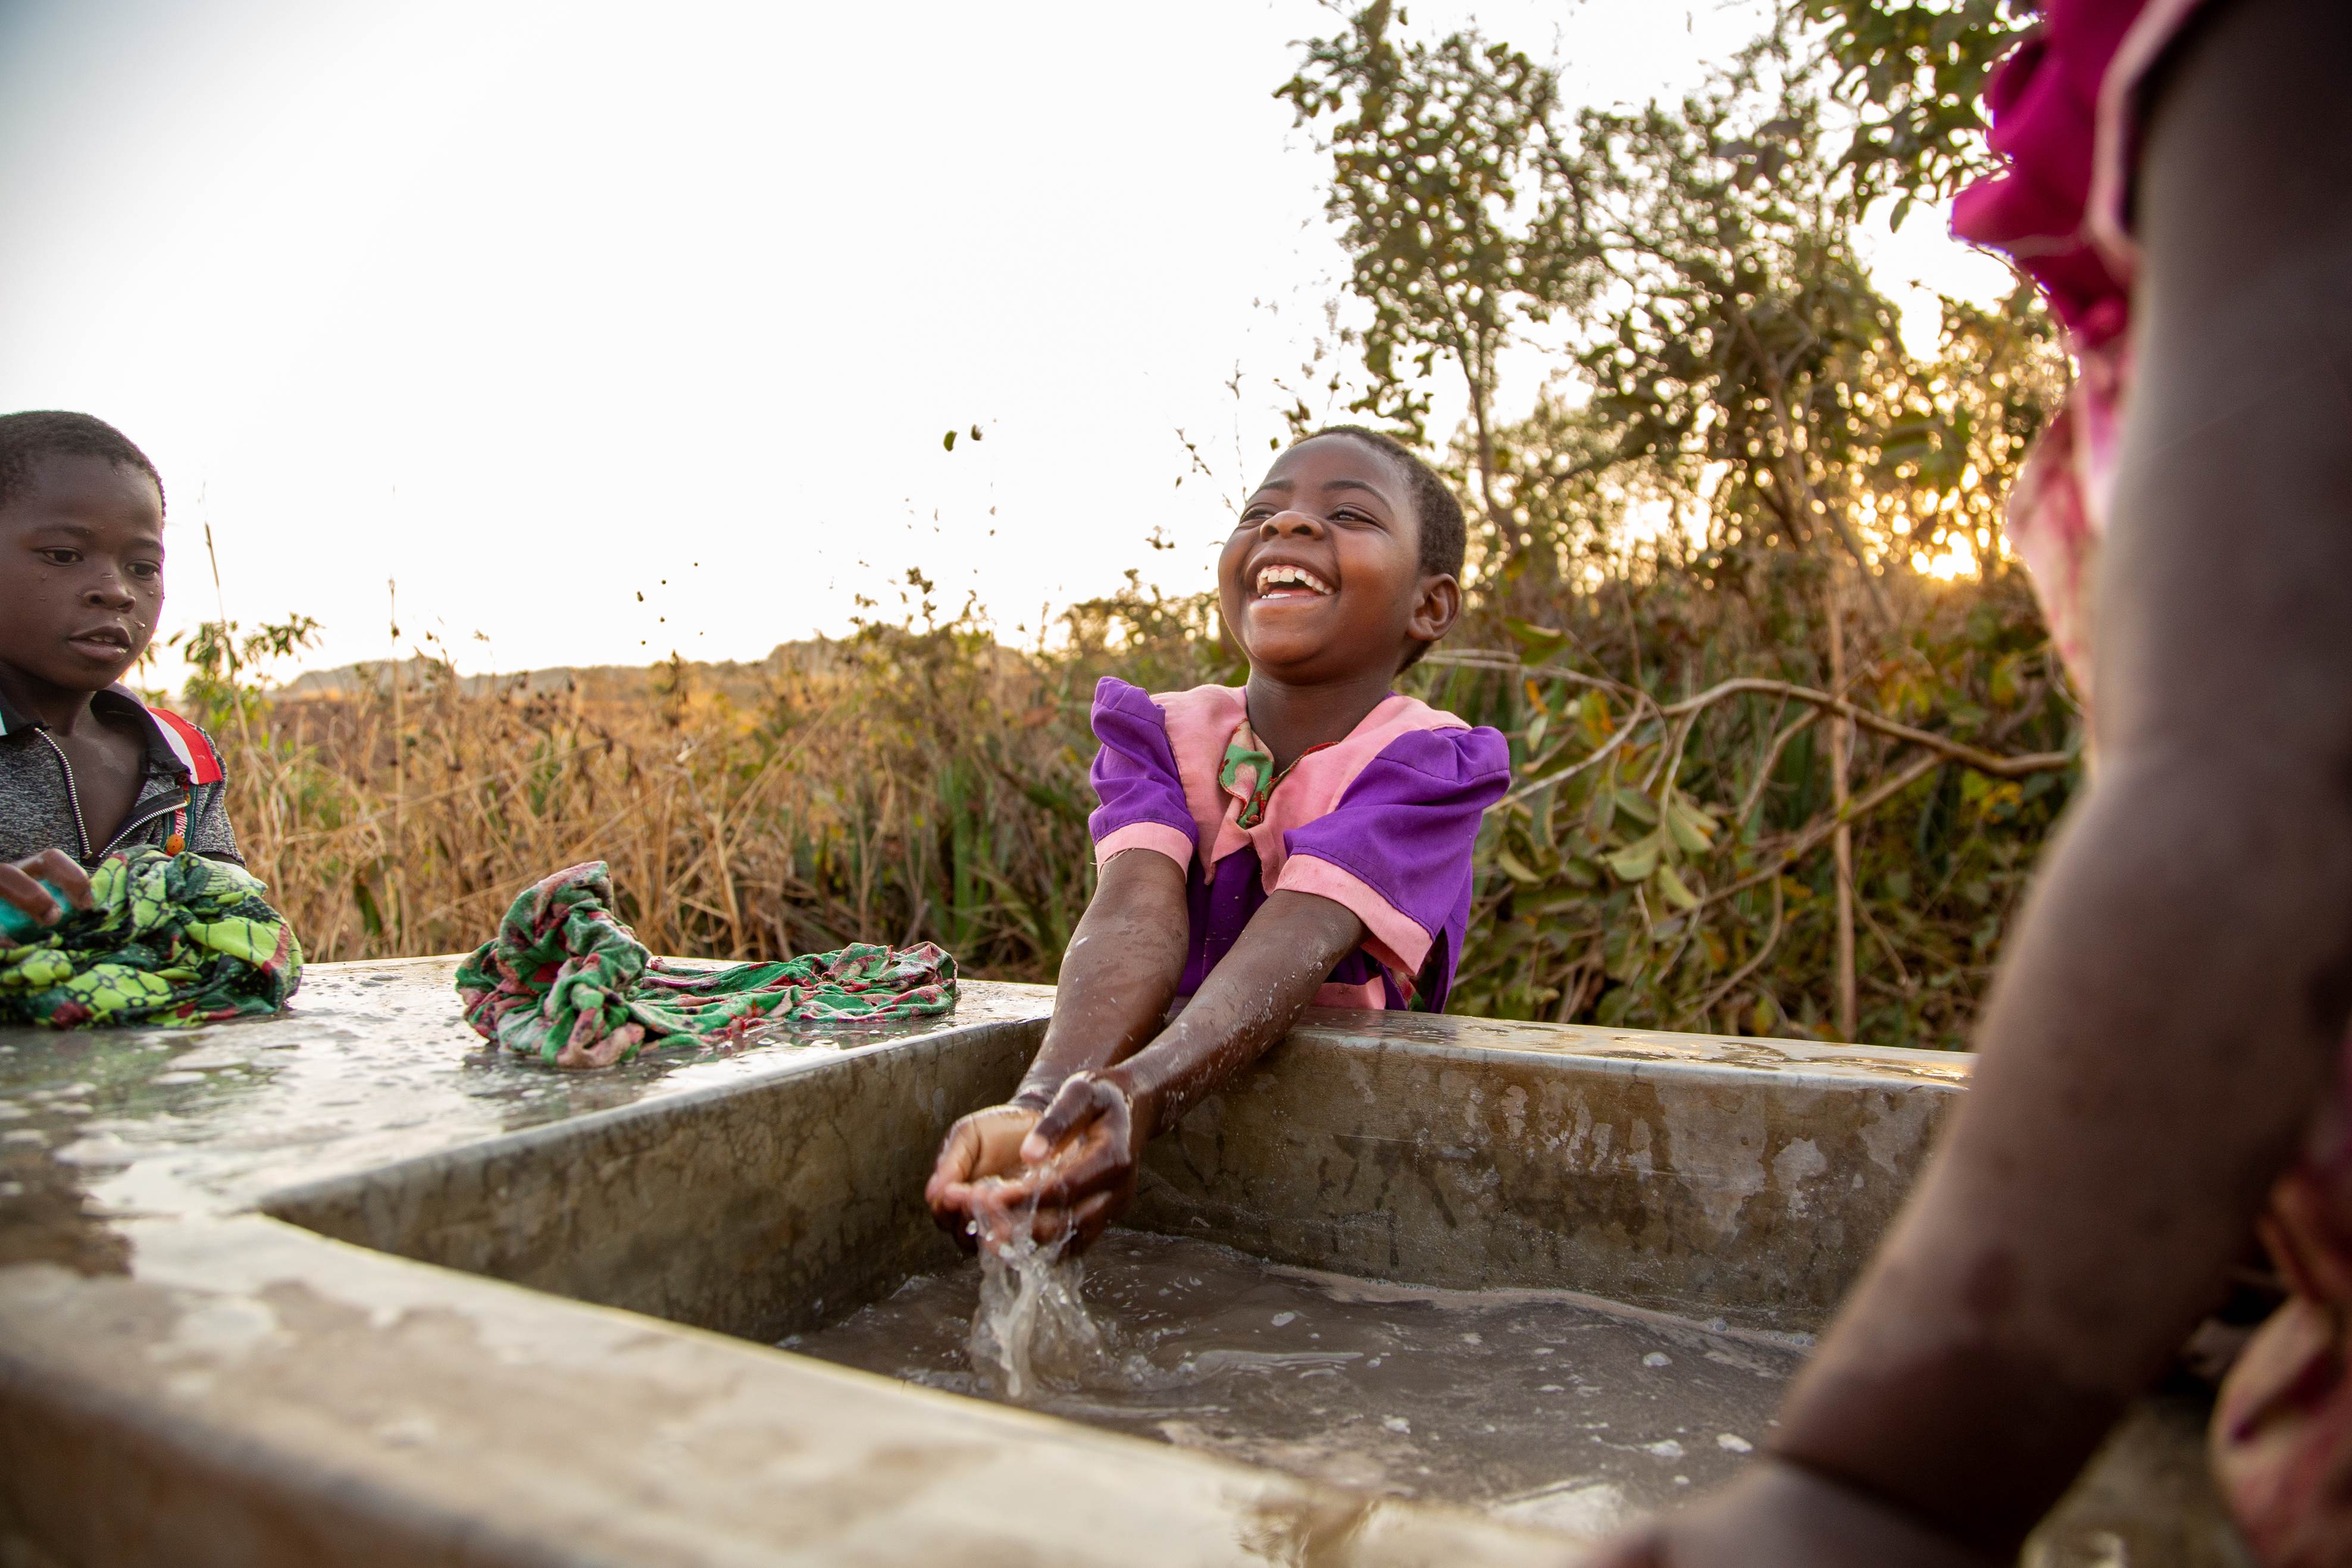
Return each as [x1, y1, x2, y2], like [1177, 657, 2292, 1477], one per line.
[1087, 678, 1197, 871]
[1275, 725, 1510, 977]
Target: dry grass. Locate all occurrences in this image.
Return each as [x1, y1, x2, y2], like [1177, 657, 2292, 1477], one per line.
[211, 567, 2073, 1051]
[223, 606, 1228, 978]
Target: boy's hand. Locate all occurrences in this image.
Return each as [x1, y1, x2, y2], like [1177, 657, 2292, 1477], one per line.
[925, 1104, 1043, 1250]
[1581, 1462, 1996, 1568]
[0, 850, 93, 944]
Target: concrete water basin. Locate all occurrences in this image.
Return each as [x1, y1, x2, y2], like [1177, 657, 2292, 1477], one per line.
[0, 958, 2242, 1565]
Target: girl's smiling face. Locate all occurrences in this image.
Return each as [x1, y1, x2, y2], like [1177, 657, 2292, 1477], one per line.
[1219, 434, 1458, 684]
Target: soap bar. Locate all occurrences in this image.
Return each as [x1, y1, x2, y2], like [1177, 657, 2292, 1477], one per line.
[0, 880, 70, 941]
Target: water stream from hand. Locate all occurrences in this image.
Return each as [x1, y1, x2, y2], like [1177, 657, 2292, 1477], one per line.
[965, 1220, 1112, 1399]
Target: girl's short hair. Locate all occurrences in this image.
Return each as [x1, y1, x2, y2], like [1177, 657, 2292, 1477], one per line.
[1297, 425, 1467, 584]
[1293, 426, 1468, 669]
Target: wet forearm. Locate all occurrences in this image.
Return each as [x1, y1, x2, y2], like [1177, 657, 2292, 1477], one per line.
[1015, 850, 1190, 1106]
[1110, 891, 1364, 1137]
[1779, 0, 2352, 1541]
[1776, 754, 2352, 1546]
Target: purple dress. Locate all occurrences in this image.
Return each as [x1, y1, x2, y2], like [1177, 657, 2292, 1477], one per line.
[1086, 677, 1509, 1012]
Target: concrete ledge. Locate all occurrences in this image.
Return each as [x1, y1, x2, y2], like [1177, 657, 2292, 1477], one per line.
[0, 1215, 1575, 1567]
[264, 1015, 1041, 1341]
[1134, 1009, 1962, 1332]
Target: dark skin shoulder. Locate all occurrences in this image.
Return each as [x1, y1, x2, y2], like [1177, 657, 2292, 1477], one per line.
[1590, 0, 2352, 1559]
[0, 453, 167, 931]
[927, 434, 1462, 1248]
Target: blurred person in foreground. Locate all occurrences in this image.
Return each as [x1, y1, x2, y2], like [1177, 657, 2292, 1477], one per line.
[1592, 0, 2352, 1562]
[0, 411, 239, 939]
[925, 427, 1509, 1251]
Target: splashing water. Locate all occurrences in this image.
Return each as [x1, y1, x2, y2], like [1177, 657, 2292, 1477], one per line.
[965, 1206, 1112, 1399]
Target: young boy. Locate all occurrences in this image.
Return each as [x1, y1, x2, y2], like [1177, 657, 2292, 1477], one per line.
[925, 426, 1509, 1250]
[0, 411, 237, 938]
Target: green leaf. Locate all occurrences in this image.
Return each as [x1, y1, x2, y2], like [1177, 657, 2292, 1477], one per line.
[1613, 787, 1658, 825]
[1588, 785, 1617, 837]
[1607, 832, 1661, 882]
[1504, 618, 1569, 655]
[1653, 863, 1699, 911]
[1496, 847, 1544, 885]
[1664, 796, 1716, 853]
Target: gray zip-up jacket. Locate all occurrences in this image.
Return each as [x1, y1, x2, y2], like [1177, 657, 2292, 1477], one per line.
[0, 686, 241, 867]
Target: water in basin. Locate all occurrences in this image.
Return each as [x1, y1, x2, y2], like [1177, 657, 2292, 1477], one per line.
[781, 1228, 1802, 1536]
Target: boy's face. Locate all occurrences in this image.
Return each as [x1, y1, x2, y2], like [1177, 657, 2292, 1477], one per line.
[0, 455, 165, 694]
[1218, 435, 1457, 685]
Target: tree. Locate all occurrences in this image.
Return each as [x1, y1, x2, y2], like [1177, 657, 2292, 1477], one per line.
[1788, 0, 2036, 221]
[1277, 2, 1585, 572]
[1563, 83, 1909, 624]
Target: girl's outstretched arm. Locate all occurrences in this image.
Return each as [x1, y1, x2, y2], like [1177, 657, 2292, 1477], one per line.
[987, 890, 1367, 1251]
[1597, 0, 2352, 1558]
[925, 848, 1190, 1242]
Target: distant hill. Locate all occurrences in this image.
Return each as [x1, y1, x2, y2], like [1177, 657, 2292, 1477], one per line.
[274, 641, 851, 700]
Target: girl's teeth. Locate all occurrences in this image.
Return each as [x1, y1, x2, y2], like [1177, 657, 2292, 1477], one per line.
[1257, 566, 1330, 594]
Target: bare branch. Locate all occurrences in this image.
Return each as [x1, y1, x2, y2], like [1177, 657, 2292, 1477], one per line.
[1738, 706, 1820, 825]
[1681, 873, 1784, 1026]
[1696, 749, 1946, 914]
[1657, 675, 2072, 778]
[1437, 650, 2076, 785]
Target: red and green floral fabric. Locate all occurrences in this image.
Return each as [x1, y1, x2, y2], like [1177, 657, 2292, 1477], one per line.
[0, 848, 304, 1029]
[454, 860, 958, 1069]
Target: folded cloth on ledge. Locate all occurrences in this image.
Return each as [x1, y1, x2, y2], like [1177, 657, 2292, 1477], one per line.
[453, 860, 958, 1069]
[0, 848, 304, 1029]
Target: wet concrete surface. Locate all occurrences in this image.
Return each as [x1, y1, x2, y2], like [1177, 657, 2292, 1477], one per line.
[0, 959, 2252, 1565]
[0, 956, 1053, 1259]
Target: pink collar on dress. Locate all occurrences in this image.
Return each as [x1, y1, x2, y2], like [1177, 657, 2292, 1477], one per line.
[1149, 684, 1466, 889]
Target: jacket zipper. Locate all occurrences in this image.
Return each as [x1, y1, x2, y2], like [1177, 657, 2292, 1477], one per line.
[32, 731, 92, 861]
[101, 795, 188, 857]
[32, 728, 188, 861]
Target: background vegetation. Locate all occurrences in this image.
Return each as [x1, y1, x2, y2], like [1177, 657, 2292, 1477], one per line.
[186, 0, 2069, 1051]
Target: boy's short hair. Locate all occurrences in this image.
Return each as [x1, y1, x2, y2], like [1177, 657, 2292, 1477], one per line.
[1299, 425, 1466, 582]
[0, 411, 165, 515]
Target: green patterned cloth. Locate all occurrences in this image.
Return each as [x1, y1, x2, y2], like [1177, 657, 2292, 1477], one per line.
[454, 860, 958, 1069]
[0, 849, 304, 1029]
[1218, 717, 1335, 830]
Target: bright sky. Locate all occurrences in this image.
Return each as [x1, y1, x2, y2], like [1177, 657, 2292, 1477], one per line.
[0, 0, 2010, 686]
